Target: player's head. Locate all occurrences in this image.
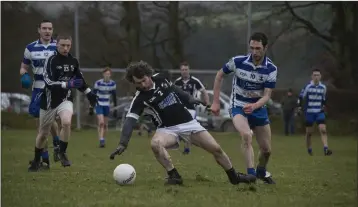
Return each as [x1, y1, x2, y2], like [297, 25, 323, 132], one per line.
[126, 61, 154, 91]
[311, 68, 321, 83]
[38, 20, 53, 42]
[56, 34, 72, 56]
[249, 32, 268, 62]
[180, 61, 190, 79]
[102, 67, 112, 81]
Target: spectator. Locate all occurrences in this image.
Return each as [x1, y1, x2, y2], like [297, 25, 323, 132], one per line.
[281, 88, 297, 136]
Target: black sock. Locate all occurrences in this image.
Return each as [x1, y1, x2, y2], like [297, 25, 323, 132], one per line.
[34, 147, 43, 163]
[59, 140, 68, 153]
[226, 167, 239, 185]
[167, 168, 180, 178]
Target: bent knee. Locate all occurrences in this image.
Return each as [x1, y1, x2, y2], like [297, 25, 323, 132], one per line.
[150, 139, 163, 151]
[319, 127, 327, 134]
[241, 130, 253, 143]
[98, 121, 105, 127]
[61, 121, 71, 128]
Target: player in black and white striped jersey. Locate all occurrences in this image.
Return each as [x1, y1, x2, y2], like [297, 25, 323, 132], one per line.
[174, 61, 210, 154]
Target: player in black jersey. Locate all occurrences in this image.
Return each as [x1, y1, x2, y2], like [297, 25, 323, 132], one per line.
[109, 60, 256, 185]
[28, 34, 98, 171]
[174, 61, 210, 154]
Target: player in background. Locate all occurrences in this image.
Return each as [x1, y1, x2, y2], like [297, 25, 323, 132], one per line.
[20, 20, 60, 167]
[28, 34, 98, 171]
[174, 61, 210, 154]
[297, 69, 332, 156]
[109, 61, 256, 185]
[211, 32, 277, 184]
[89, 67, 117, 148]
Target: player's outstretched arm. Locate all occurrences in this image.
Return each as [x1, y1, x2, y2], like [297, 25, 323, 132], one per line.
[109, 117, 137, 159]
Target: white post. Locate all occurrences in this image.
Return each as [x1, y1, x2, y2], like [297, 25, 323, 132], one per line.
[247, 1, 252, 53]
[74, 6, 81, 130]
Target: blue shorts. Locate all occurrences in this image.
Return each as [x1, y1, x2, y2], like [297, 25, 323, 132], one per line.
[29, 88, 43, 118]
[231, 106, 270, 129]
[305, 112, 325, 126]
[95, 105, 110, 116]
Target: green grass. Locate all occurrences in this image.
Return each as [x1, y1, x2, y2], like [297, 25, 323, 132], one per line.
[1, 130, 357, 207]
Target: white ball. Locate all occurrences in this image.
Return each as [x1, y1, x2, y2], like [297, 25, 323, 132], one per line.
[113, 164, 136, 185]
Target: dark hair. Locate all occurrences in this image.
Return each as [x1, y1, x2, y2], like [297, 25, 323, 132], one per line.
[312, 68, 321, 73]
[125, 61, 153, 83]
[102, 67, 111, 73]
[56, 34, 72, 42]
[38, 20, 52, 28]
[249, 32, 268, 47]
[180, 61, 189, 68]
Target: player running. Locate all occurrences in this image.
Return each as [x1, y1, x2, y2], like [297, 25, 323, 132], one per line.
[211, 32, 277, 184]
[174, 61, 210, 154]
[90, 67, 117, 148]
[297, 68, 332, 156]
[109, 60, 256, 185]
[20, 20, 60, 167]
[28, 34, 98, 171]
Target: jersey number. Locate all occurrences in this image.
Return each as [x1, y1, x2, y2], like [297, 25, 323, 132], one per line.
[157, 91, 163, 96]
[250, 74, 256, 79]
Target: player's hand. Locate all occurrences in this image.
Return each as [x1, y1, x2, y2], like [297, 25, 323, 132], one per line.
[109, 144, 126, 160]
[86, 92, 98, 107]
[210, 102, 220, 116]
[67, 79, 83, 88]
[243, 103, 257, 114]
[89, 107, 94, 116]
[20, 73, 32, 89]
[205, 104, 212, 115]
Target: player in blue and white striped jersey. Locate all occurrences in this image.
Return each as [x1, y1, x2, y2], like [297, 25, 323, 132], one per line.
[90, 67, 117, 148]
[19, 20, 60, 167]
[211, 32, 276, 184]
[298, 68, 332, 156]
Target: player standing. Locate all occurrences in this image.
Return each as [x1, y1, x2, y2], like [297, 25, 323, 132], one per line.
[298, 69, 332, 156]
[211, 32, 276, 184]
[28, 34, 98, 171]
[20, 20, 60, 167]
[109, 61, 256, 185]
[90, 67, 117, 148]
[174, 62, 210, 154]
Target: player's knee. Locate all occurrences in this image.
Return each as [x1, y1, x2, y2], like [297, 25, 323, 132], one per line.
[98, 121, 105, 128]
[261, 150, 271, 158]
[241, 130, 253, 145]
[61, 120, 71, 129]
[319, 126, 327, 134]
[150, 139, 163, 152]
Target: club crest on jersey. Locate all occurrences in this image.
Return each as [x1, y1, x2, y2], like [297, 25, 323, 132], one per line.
[44, 52, 49, 57]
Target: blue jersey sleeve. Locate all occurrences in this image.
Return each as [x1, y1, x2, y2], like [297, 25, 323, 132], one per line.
[263, 66, 277, 89]
[222, 57, 237, 74]
[22, 47, 31, 65]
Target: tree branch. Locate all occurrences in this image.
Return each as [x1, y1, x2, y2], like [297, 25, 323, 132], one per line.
[284, 1, 334, 43]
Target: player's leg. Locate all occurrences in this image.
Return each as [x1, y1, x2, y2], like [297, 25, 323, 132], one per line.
[101, 106, 110, 147]
[190, 129, 256, 185]
[50, 121, 60, 162]
[57, 101, 74, 167]
[317, 113, 332, 155]
[231, 107, 255, 176]
[182, 109, 197, 154]
[305, 113, 314, 155]
[28, 109, 55, 172]
[150, 130, 183, 185]
[96, 105, 106, 147]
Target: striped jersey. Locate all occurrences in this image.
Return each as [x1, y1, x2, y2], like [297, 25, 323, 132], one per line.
[22, 39, 57, 89]
[93, 79, 116, 106]
[222, 54, 278, 108]
[299, 81, 326, 114]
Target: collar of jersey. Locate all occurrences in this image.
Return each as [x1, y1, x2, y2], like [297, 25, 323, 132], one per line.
[245, 54, 268, 68]
[310, 80, 322, 86]
[36, 38, 56, 46]
[149, 82, 156, 90]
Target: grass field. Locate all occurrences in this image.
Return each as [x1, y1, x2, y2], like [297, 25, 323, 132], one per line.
[1, 130, 357, 207]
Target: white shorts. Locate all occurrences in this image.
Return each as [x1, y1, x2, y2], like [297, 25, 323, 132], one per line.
[39, 101, 73, 131]
[156, 119, 206, 149]
[187, 109, 197, 119]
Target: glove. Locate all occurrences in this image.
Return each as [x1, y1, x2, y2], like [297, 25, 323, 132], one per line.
[67, 79, 83, 88]
[183, 147, 190, 155]
[205, 104, 212, 115]
[21, 73, 32, 89]
[89, 107, 94, 116]
[86, 92, 98, 107]
[113, 109, 117, 118]
[110, 144, 126, 160]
